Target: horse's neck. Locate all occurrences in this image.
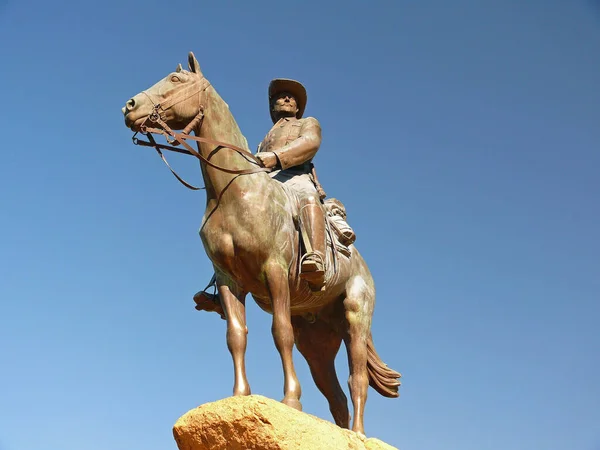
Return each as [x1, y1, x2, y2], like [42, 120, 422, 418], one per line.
[194, 87, 263, 200]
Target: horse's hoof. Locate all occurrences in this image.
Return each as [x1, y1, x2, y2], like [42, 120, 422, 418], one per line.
[282, 397, 302, 411]
[353, 427, 366, 438]
[233, 384, 251, 396]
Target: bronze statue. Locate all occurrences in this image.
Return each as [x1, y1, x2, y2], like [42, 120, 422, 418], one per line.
[122, 52, 400, 435]
[256, 79, 328, 288]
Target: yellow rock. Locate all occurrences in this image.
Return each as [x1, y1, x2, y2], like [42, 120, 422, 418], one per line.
[173, 395, 398, 450]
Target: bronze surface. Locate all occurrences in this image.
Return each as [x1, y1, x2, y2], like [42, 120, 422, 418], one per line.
[122, 52, 400, 435]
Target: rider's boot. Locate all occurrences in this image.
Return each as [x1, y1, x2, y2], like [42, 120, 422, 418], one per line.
[299, 203, 327, 291]
[193, 275, 225, 319]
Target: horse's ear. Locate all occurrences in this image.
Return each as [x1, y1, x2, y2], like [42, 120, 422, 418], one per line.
[188, 52, 202, 74]
[176, 63, 183, 73]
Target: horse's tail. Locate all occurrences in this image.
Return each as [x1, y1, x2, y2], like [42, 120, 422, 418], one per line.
[367, 333, 401, 398]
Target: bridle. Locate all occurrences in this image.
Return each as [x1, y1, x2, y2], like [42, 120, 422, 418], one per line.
[131, 74, 272, 190]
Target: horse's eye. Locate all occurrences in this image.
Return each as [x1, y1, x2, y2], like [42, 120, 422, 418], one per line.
[171, 75, 181, 83]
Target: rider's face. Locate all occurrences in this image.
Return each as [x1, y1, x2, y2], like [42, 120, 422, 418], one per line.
[272, 92, 298, 117]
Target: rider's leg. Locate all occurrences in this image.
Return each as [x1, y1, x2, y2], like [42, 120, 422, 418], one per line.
[299, 194, 327, 289]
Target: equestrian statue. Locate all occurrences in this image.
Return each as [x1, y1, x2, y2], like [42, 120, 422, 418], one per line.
[122, 52, 400, 435]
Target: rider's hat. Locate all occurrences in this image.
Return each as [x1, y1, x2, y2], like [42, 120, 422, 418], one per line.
[269, 78, 307, 123]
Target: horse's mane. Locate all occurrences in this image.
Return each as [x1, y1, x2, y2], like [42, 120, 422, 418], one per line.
[205, 85, 250, 152]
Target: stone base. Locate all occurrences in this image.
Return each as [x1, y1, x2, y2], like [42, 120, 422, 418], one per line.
[173, 395, 397, 450]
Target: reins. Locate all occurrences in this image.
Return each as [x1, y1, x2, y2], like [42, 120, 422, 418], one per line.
[131, 77, 272, 190]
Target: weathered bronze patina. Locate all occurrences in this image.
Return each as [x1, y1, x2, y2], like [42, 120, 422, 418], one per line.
[122, 52, 400, 435]
[257, 79, 327, 289]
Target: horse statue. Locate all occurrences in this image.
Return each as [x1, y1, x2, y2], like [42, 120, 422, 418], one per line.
[122, 52, 400, 435]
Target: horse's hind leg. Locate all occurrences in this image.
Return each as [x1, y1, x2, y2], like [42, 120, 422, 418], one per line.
[342, 276, 374, 435]
[292, 315, 350, 428]
[218, 282, 251, 396]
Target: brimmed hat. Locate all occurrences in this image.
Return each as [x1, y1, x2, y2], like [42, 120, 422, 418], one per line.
[269, 78, 307, 123]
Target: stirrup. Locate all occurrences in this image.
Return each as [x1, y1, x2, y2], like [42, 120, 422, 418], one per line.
[193, 274, 225, 319]
[193, 290, 225, 319]
[193, 290, 219, 304]
[301, 251, 325, 271]
[300, 252, 325, 290]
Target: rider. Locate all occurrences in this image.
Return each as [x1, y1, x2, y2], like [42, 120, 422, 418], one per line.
[194, 78, 328, 309]
[255, 78, 327, 289]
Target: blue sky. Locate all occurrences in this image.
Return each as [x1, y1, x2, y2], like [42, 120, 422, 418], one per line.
[1, 1, 599, 449]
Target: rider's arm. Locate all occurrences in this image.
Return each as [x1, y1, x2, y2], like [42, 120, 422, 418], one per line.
[273, 117, 322, 170]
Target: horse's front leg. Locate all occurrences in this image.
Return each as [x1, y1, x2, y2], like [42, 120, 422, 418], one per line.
[218, 282, 250, 396]
[265, 262, 302, 410]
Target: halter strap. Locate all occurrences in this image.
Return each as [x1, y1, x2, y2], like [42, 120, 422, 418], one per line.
[141, 77, 211, 112]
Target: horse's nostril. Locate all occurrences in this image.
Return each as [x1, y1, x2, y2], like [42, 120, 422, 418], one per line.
[126, 98, 136, 111]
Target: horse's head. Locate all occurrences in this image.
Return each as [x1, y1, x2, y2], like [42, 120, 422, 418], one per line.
[122, 52, 208, 132]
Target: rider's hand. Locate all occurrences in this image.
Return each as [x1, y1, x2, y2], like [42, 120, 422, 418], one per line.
[256, 152, 279, 169]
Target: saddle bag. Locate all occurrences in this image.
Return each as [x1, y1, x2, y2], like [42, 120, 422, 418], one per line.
[323, 198, 356, 247]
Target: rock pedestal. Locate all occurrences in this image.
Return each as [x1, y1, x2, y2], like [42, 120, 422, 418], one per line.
[173, 395, 397, 450]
